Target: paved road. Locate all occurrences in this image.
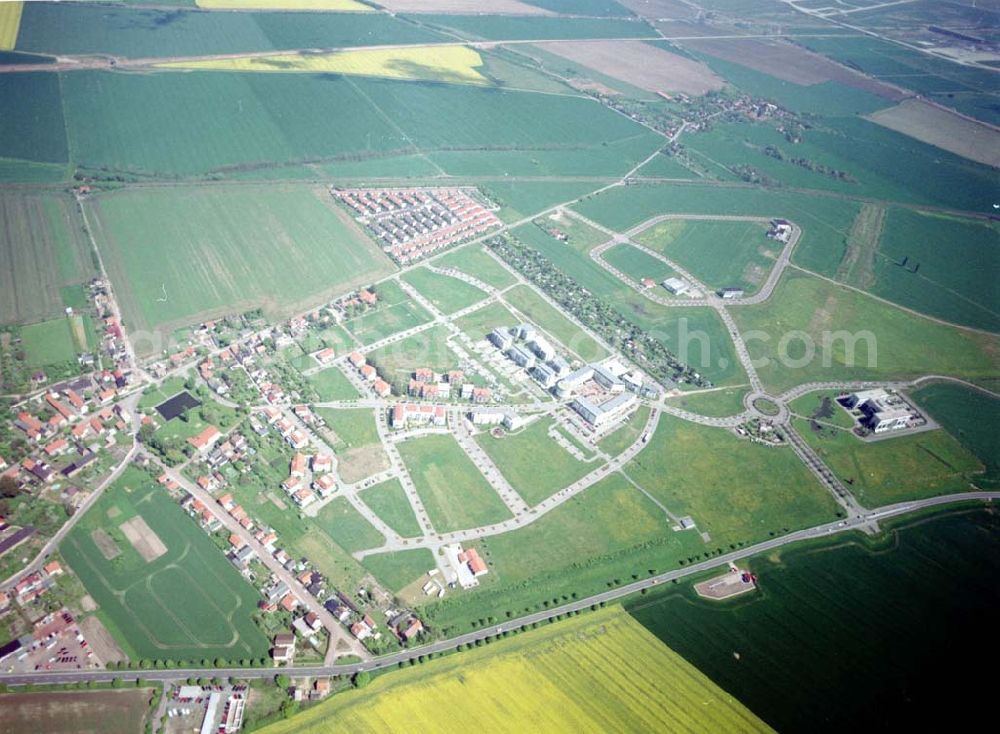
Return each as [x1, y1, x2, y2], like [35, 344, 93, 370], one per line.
[3, 491, 995, 686]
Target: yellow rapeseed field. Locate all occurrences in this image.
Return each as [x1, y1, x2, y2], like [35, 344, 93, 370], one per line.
[160, 45, 488, 85]
[260, 606, 773, 734]
[0, 1, 24, 51]
[196, 0, 372, 10]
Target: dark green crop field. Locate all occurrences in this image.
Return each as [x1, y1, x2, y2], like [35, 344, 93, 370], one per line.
[627, 509, 1000, 732]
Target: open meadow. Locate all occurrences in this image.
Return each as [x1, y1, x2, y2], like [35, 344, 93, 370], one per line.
[342, 280, 432, 346]
[260, 605, 771, 734]
[396, 434, 513, 532]
[88, 185, 394, 343]
[308, 367, 361, 401]
[664, 387, 749, 418]
[60, 467, 269, 662]
[793, 418, 983, 505]
[624, 413, 841, 545]
[401, 267, 489, 314]
[420, 473, 703, 635]
[360, 479, 424, 538]
[475, 417, 595, 505]
[628, 509, 1000, 732]
[730, 271, 999, 393]
[433, 245, 517, 290]
[635, 218, 777, 294]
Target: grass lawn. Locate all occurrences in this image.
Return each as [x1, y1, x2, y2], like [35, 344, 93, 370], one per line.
[635, 218, 777, 294]
[342, 279, 432, 346]
[89, 185, 395, 344]
[504, 284, 607, 362]
[20, 317, 78, 370]
[396, 434, 512, 533]
[475, 418, 595, 506]
[910, 383, 1000, 487]
[730, 270, 999, 393]
[60, 467, 269, 662]
[598, 404, 650, 456]
[793, 417, 983, 505]
[314, 408, 379, 450]
[361, 548, 435, 594]
[419, 474, 708, 636]
[664, 387, 748, 418]
[138, 376, 188, 411]
[788, 390, 856, 429]
[401, 267, 489, 315]
[153, 400, 237, 446]
[308, 367, 360, 401]
[434, 245, 517, 290]
[602, 243, 678, 283]
[625, 415, 841, 545]
[314, 497, 385, 554]
[367, 324, 459, 388]
[360, 479, 423, 538]
[259, 606, 770, 734]
[452, 300, 521, 342]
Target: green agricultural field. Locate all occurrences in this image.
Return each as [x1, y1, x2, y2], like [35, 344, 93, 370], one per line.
[911, 383, 1000, 487]
[730, 270, 1000, 393]
[0, 192, 95, 325]
[360, 479, 423, 538]
[867, 209, 1000, 332]
[636, 151, 700, 178]
[793, 418, 983, 505]
[479, 181, 603, 222]
[602, 243, 678, 284]
[366, 324, 457, 388]
[597, 404, 650, 456]
[16, 2, 442, 57]
[788, 390, 856, 429]
[308, 367, 360, 402]
[314, 497, 385, 554]
[625, 414, 841, 545]
[475, 417, 595, 505]
[62, 70, 660, 179]
[260, 606, 770, 734]
[628, 510, 1000, 732]
[361, 548, 435, 593]
[401, 268, 489, 315]
[314, 408, 379, 450]
[342, 280, 432, 346]
[396, 434, 512, 533]
[88, 185, 394, 343]
[0, 73, 67, 167]
[634, 218, 778, 295]
[664, 387, 749, 418]
[504, 285, 607, 362]
[60, 467, 269, 662]
[433, 245, 517, 290]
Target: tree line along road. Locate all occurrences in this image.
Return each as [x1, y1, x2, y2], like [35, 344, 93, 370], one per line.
[1, 492, 995, 688]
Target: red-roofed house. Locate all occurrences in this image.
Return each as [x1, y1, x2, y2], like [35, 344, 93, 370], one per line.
[46, 395, 74, 421]
[311, 454, 333, 473]
[372, 379, 391, 398]
[360, 364, 377, 382]
[43, 438, 68, 457]
[187, 425, 222, 452]
[290, 453, 308, 478]
[348, 351, 365, 369]
[316, 347, 336, 364]
[399, 618, 423, 642]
